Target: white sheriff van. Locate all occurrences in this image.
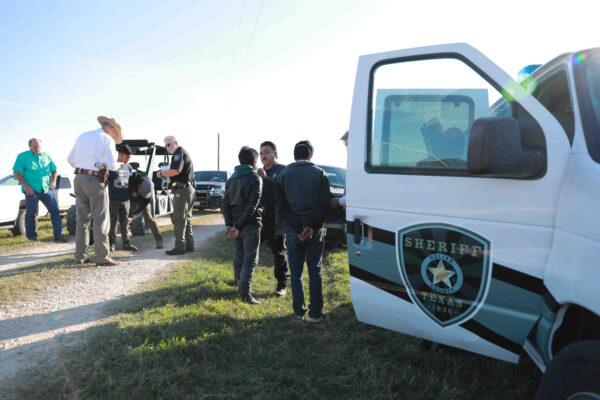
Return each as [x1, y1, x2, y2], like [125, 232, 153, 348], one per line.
[346, 43, 600, 399]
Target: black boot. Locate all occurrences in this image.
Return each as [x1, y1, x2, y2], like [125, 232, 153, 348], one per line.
[123, 242, 138, 252]
[166, 248, 186, 256]
[186, 239, 195, 252]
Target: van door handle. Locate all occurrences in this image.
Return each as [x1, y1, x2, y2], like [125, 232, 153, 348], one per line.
[353, 217, 364, 244]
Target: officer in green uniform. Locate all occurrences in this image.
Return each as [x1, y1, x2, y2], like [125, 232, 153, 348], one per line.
[157, 135, 195, 255]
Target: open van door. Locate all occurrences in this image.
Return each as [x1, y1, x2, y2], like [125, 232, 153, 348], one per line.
[346, 43, 570, 363]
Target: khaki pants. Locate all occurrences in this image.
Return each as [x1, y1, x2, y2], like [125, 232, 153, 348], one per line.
[74, 174, 110, 263]
[171, 185, 194, 251]
[141, 203, 163, 244]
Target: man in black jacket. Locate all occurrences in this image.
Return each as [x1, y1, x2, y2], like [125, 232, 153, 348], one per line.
[257, 141, 288, 296]
[222, 146, 263, 305]
[128, 172, 164, 249]
[277, 140, 332, 322]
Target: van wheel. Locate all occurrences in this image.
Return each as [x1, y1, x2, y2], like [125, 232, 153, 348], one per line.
[67, 205, 77, 236]
[537, 340, 600, 400]
[130, 215, 147, 236]
[11, 209, 26, 236]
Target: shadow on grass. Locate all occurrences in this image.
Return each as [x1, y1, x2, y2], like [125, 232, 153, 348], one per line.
[5, 238, 540, 400]
[10, 301, 540, 400]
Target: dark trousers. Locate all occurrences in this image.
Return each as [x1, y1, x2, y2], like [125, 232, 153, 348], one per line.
[141, 204, 163, 244]
[286, 228, 325, 318]
[233, 223, 261, 296]
[24, 190, 63, 240]
[261, 225, 288, 288]
[109, 200, 130, 247]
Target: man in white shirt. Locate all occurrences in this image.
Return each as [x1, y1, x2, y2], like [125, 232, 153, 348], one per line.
[67, 116, 124, 266]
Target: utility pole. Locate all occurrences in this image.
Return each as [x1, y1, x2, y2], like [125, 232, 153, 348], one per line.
[217, 132, 220, 170]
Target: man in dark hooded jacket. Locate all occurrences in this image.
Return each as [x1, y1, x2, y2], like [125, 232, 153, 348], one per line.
[222, 146, 263, 304]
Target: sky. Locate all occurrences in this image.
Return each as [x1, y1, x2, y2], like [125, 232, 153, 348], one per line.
[0, 0, 598, 176]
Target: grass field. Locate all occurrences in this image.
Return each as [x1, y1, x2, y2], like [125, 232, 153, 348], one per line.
[0, 218, 62, 253]
[10, 235, 541, 400]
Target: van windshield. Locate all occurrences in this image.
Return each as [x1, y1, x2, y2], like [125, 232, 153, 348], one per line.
[574, 48, 600, 163]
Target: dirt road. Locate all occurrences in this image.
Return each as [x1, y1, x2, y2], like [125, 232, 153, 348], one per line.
[0, 214, 224, 391]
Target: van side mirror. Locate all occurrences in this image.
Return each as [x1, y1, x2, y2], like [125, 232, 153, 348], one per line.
[467, 117, 546, 179]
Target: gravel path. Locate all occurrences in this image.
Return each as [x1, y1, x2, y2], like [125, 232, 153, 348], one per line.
[0, 215, 175, 274]
[0, 214, 224, 390]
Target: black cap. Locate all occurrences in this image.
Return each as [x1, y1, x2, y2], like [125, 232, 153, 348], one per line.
[117, 144, 132, 155]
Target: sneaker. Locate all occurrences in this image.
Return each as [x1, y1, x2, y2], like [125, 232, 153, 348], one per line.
[96, 258, 119, 267]
[123, 243, 138, 252]
[75, 257, 92, 265]
[155, 241, 164, 249]
[109, 243, 116, 252]
[226, 279, 239, 287]
[241, 294, 261, 305]
[293, 313, 306, 321]
[165, 248, 186, 256]
[273, 286, 287, 297]
[53, 235, 68, 243]
[308, 314, 327, 323]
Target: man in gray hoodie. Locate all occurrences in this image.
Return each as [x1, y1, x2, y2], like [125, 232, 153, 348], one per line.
[276, 140, 332, 322]
[222, 146, 263, 305]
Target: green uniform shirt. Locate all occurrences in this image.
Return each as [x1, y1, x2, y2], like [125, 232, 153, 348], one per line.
[12, 150, 57, 193]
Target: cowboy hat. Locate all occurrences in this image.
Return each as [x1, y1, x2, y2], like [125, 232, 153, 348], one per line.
[97, 116, 123, 144]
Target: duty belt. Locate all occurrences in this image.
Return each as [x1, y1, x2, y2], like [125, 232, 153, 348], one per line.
[74, 168, 99, 176]
[171, 181, 192, 188]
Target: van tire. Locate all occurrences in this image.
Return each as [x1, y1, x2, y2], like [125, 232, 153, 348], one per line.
[67, 205, 77, 236]
[537, 340, 600, 400]
[11, 208, 26, 237]
[130, 215, 147, 236]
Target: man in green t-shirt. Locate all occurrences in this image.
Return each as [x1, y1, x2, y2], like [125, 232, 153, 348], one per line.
[13, 138, 67, 242]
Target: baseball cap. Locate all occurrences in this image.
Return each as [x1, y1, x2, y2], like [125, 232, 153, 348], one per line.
[139, 178, 153, 199]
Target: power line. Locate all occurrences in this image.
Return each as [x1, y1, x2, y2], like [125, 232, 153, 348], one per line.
[220, 0, 247, 123]
[219, 0, 264, 139]
[231, 0, 264, 97]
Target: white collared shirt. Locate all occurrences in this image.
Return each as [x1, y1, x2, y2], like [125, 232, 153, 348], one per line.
[67, 128, 119, 171]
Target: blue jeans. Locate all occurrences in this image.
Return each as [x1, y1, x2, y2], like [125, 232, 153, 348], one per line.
[25, 190, 63, 239]
[286, 228, 325, 318]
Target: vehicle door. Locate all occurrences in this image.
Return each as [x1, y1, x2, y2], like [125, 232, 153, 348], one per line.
[0, 176, 25, 224]
[347, 43, 570, 363]
[56, 176, 74, 211]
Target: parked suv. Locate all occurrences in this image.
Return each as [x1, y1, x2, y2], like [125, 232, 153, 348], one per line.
[194, 170, 229, 211]
[346, 43, 600, 399]
[0, 174, 75, 236]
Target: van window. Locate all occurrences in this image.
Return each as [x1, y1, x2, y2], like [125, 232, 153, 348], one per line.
[378, 94, 474, 168]
[531, 71, 574, 144]
[368, 56, 545, 176]
[573, 49, 600, 163]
